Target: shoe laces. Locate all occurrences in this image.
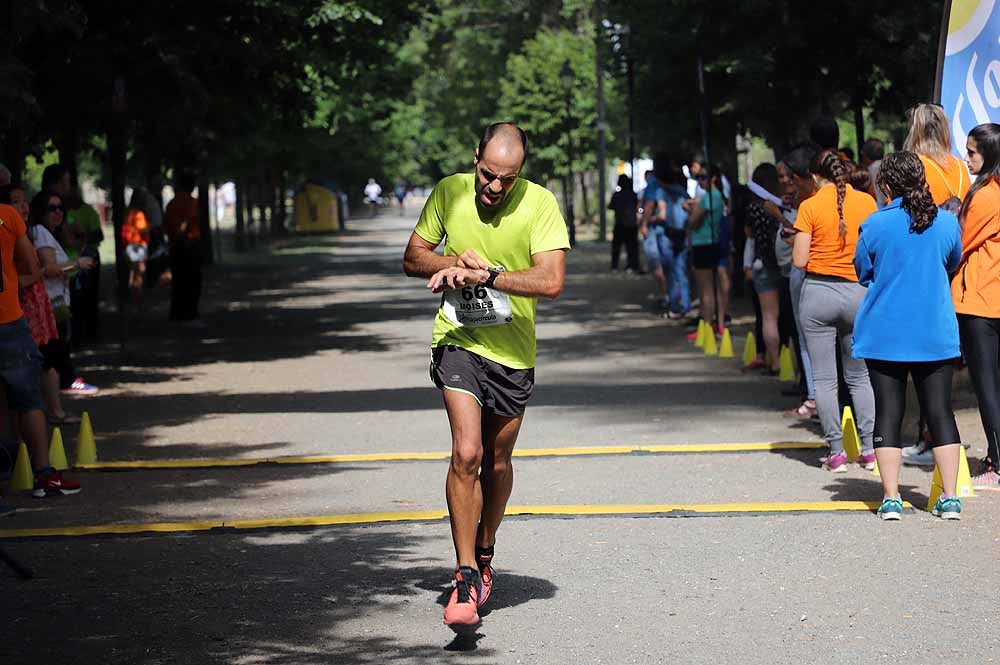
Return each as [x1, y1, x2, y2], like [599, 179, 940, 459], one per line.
[454, 569, 478, 604]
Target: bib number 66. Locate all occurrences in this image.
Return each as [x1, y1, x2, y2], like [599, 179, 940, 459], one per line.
[462, 285, 487, 301]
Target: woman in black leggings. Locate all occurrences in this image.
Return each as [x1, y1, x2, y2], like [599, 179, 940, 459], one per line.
[852, 151, 964, 520]
[953, 123, 1000, 492]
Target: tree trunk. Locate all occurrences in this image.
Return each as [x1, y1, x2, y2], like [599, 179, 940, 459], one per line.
[55, 130, 81, 189]
[853, 98, 866, 158]
[247, 180, 258, 249]
[197, 175, 213, 265]
[234, 178, 246, 252]
[5, 133, 27, 184]
[578, 171, 591, 224]
[107, 118, 128, 347]
[271, 178, 287, 235]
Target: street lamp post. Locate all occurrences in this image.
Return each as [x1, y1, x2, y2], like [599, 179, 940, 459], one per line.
[559, 61, 576, 247]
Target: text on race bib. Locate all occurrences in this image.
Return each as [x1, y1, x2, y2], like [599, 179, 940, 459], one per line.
[442, 284, 513, 328]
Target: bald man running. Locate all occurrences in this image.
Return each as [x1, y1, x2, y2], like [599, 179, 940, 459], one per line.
[403, 122, 570, 629]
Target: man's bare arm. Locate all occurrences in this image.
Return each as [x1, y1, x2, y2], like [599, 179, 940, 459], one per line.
[491, 249, 566, 300]
[403, 232, 458, 278]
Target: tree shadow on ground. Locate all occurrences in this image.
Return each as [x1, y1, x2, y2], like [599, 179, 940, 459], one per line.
[2, 458, 366, 529]
[821, 475, 931, 511]
[1, 525, 557, 663]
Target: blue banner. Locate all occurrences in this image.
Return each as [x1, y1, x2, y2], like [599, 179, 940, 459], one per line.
[941, 0, 1000, 157]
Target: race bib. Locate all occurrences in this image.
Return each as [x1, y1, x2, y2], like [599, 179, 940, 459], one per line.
[442, 283, 513, 328]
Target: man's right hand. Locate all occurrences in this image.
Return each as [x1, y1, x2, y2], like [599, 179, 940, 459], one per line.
[639, 224, 648, 240]
[428, 266, 489, 293]
[455, 249, 490, 271]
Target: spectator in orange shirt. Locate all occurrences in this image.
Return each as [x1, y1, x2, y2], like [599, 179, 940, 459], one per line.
[163, 173, 203, 323]
[0, 203, 81, 504]
[792, 150, 878, 473]
[953, 123, 1000, 492]
[904, 103, 970, 212]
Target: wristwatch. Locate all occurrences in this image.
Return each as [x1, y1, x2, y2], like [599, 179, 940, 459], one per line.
[484, 267, 503, 289]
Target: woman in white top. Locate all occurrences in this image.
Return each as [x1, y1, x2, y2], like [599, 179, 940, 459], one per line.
[28, 191, 98, 402]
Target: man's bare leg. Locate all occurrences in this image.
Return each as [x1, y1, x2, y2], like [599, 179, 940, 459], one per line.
[477, 412, 523, 549]
[443, 389, 484, 569]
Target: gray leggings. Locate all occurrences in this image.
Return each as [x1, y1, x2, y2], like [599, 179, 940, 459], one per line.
[798, 276, 875, 454]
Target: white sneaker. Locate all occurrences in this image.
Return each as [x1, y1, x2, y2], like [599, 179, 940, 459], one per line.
[901, 444, 935, 466]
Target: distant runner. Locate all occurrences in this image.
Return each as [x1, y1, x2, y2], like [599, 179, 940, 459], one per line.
[402, 122, 569, 630]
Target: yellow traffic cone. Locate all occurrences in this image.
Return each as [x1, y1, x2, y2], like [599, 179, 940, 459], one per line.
[718, 328, 735, 358]
[841, 407, 861, 463]
[694, 319, 706, 348]
[75, 411, 97, 466]
[957, 447, 976, 498]
[10, 443, 34, 491]
[742, 331, 757, 367]
[926, 448, 976, 511]
[778, 345, 795, 381]
[703, 326, 718, 355]
[49, 427, 68, 471]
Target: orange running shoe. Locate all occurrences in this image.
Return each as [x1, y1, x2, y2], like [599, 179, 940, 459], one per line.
[443, 567, 481, 629]
[476, 546, 495, 607]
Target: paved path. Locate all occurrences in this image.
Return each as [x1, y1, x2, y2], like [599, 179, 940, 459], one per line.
[3, 210, 999, 664]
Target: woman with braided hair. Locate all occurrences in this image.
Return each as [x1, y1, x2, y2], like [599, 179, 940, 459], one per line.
[792, 150, 878, 472]
[853, 151, 963, 520]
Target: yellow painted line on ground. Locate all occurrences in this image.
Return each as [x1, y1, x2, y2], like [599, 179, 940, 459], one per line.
[0, 520, 225, 539]
[0, 501, 904, 539]
[75, 441, 825, 471]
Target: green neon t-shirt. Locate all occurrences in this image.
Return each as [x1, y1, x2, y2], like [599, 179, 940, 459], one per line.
[413, 173, 570, 369]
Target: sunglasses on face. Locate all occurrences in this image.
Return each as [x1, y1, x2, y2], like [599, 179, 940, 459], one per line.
[47, 204, 64, 212]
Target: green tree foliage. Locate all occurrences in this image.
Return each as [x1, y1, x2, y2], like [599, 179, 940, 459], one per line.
[606, 0, 944, 164]
[1, 0, 948, 205]
[2, 0, 428, 197]
[499, 29, 598, 183]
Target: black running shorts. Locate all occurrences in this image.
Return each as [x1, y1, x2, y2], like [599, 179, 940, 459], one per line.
[430, 345, 534, 417]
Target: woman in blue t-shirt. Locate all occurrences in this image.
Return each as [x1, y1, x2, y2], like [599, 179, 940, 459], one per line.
[852, 151, 964, 521]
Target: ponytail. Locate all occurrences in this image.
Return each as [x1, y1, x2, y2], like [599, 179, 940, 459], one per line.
[811, 149, 849, 237]
[877, 151, 939, 233]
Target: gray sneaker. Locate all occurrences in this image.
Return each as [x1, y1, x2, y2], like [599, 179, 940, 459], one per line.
[901, 444, 935, 466]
